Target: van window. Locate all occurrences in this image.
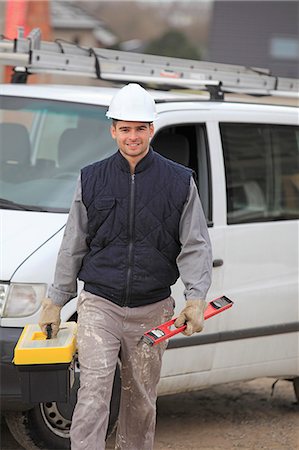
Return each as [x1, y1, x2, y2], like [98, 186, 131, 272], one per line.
[220, 123, 299, 224]
[152, 124, 211, 224]
[0, 96, 115, 212]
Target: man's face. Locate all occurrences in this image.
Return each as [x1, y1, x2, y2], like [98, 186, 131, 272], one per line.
[110, 121, 154, 162]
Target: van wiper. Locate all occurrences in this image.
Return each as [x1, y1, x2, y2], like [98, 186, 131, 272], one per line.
[0, 198, 33, 211]
[0, 198, 67, 213]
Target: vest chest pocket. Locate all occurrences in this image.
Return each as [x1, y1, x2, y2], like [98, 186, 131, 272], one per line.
[94, 197, 116, 229]
[95, 197, 116, 210]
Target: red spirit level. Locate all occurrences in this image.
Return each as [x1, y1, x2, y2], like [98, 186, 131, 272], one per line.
[142, 295, 234, 346]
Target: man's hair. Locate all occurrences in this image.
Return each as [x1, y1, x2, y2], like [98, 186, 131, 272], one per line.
[111, 119, 152, 127]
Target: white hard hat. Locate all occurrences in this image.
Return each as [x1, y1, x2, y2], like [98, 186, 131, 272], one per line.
[106, 83, 157, 122]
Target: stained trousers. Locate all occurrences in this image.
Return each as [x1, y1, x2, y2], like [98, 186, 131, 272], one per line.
[70, 290, 174, 450]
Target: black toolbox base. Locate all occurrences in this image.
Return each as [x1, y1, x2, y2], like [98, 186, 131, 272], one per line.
[17, 361, 75, 403]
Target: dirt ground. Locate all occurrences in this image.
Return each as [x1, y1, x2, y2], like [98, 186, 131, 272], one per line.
[1, 378, 298, 450]
[109, 377, 298, 450]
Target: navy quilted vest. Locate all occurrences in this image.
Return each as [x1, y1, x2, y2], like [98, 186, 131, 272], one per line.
[78, 148, 192, 307]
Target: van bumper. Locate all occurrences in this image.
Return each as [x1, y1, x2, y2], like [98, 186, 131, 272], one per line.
[0, 326, 33, 411]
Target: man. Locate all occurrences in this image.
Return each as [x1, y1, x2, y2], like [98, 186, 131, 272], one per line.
[39, 83, 212, 450]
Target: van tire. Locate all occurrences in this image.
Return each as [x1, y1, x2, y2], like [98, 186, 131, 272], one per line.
[293, 377, 299, 402]
[5, 365, 121, 450]
[5, 406, 70, 450]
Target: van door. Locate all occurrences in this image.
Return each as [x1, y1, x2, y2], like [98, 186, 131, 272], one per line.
[151, 114, 226, 393]
[214, 122, 299, 382]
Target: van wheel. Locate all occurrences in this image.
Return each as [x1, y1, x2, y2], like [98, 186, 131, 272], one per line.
[293, 377, 299, 402]
[5, 365, 121, 450]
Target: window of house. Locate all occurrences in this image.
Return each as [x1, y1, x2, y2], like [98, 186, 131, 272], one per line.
[270, 36, 299, 61]
[220, 123, 299, 224]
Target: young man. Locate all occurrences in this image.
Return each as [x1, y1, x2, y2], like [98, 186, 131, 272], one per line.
[39, 83, 212, 450]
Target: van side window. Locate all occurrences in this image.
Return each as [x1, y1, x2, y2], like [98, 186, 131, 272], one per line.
[152, 124, 212, 224]
[220, 123, 299, 224]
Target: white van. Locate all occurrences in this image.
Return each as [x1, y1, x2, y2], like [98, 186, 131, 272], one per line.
[0, 83, 298, 450]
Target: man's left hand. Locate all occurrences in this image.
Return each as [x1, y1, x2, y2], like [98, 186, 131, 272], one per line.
[174, 299, 206, 336]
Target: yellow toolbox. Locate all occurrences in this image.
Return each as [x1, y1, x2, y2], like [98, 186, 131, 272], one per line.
[14, 322, 77, 403]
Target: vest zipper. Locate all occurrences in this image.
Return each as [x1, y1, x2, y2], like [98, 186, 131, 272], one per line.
[124, 173, 135, 305]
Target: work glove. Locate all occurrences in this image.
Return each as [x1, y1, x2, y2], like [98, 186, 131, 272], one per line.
[174, 299, 207, 336]
[39, 298, 62, 339]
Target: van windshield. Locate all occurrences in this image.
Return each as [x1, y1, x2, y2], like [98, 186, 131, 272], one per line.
[0, 96, 116, 212]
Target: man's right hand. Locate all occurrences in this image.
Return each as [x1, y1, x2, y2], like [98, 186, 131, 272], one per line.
[39, 298, 62, 338]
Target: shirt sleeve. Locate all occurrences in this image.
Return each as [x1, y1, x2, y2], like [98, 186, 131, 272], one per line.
[176, 176, 213, 300]
[48, 177, 89, 306]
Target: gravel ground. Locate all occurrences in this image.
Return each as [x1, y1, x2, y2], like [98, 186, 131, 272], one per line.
[2, 378, 298, 450]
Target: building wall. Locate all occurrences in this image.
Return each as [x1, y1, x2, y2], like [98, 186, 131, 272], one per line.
[0, 8, 109, 84]
[207, 1, 298, 78]
[0, 2, 5, 82]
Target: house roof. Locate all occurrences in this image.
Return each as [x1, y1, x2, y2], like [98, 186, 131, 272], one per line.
[50, 0, 117, 46]
[51, 0, 99, 29]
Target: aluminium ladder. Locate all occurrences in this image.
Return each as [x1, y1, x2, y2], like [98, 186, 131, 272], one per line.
[0, 27, 298, 99]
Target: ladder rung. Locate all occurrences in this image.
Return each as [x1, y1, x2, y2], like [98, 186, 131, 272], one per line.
[0, 27, 298, 98]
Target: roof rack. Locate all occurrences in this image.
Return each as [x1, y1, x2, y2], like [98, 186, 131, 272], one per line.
[0, 27, 298, 100]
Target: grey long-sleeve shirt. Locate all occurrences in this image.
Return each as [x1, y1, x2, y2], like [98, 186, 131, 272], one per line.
[49, 176, 212, 306]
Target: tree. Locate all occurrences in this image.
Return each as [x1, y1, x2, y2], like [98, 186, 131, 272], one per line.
[144, 29, 201, 60]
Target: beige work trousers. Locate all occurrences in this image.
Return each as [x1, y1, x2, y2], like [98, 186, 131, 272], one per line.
[70, 290, 174, 450]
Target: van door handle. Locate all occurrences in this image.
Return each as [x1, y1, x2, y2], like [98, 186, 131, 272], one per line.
[213, 259, 223, 267]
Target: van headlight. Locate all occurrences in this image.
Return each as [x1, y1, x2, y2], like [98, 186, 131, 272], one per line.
[0, 285, 7, 316]
[0, 283, 47, 318]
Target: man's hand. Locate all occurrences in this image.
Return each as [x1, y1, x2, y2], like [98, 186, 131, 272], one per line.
[174, 299, 207, 336]
[39, 298, 62, 338]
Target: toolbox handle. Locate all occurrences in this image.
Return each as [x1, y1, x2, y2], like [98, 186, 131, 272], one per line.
[46, 324, 52, 340]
